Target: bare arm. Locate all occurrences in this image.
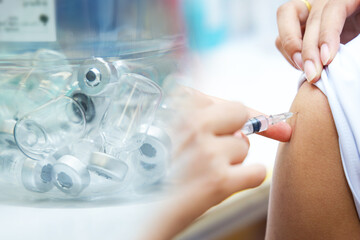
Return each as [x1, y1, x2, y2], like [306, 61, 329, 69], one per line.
[266, 81, 360, 239]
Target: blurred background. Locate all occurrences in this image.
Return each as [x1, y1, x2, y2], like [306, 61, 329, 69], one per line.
[0, 0, 300, 239]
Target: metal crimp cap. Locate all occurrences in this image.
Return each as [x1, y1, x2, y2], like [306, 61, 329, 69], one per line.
[131, 125, 171, 178]
[21, 158, 54, 193]
[52, 155, 90, 196]
[78, 58, 117, 96]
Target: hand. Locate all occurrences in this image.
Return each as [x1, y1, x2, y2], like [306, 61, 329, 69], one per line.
[176, 87, 292, 142]
[141, 88, 292, 240]
[276, 0, 360, 83]
[172, 94, 266, 204]
[172, 88, 292, 194]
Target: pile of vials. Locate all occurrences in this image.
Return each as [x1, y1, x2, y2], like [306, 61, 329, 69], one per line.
[0, 49, 173, 199]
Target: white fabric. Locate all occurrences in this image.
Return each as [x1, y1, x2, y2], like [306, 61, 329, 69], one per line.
[299, 34, 360, 218]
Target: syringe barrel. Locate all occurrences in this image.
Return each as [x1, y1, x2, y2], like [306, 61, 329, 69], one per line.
[241, 115, 269, 135]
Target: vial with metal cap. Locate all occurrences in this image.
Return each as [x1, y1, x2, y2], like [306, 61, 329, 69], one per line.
[130, 125, 171, 187]
[0, 148, 54, 193]
[52, 155, 90, 196]
[100, 73, 162, 152]
[71, 92, 96, 123]
[77, 58, 130, 96]
[87, 152, 129, 182]
[21, 157, 54, 193]
[14, 96, 86, 160]
[70, 91, 111, 134]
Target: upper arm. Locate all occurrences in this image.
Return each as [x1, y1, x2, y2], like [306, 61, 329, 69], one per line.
[266, 81, 360, 239]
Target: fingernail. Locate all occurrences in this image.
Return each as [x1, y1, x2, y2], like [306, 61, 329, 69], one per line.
[234, 130, 244, 139]
[234, 131, 250, 145]
[292, 52, 303, 70]
[320, 44, 330, 65]
[304, 60, 316, 82]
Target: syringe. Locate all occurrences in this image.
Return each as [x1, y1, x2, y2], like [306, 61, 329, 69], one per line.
[241, 112, 294, 135]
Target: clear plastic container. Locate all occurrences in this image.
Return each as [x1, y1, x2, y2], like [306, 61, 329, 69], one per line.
[0, 0, 182, 202]
[0, 0, 184, 58]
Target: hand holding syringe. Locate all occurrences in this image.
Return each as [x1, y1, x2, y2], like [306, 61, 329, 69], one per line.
[241, 112, 295, 135]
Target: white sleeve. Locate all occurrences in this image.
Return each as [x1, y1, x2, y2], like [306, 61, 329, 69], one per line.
[311, 34, 360, 218]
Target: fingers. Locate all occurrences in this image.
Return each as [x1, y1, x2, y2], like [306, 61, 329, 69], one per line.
[276, 0, 360, 84]
[318, 0, 359, 66]
[258, 122, 293, 142]
[225, 164, 266, 194]
[301, 0, 331, 83]
[200, 101, 249, 135]
[215, 135, 250, 164]
[276, 0, 310, 70]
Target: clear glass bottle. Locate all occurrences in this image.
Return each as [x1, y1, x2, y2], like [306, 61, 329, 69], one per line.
[100, 73, 162, 152]
[14, 96, 86, 160]
[130, 125, 171, 188]
[0, 148, 54, 193]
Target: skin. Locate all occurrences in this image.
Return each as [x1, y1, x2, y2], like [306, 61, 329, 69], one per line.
[276, 0, 360, 83]
[266, 81, 360, 239]
[139, 88, 292, 240]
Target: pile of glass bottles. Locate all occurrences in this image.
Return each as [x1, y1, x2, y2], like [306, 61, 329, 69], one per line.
[0, 48, 178, 200]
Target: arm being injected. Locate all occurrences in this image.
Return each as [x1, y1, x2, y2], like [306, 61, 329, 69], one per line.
[241, 112, 295, 135]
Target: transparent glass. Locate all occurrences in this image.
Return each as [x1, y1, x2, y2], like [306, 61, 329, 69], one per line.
[14, 96, 86, 160]
[100, 73, 162, 152]
[0, 0, 184, 59]
[130, 126, 170, 188]
[0, 148, 25, 185]
[0, 147, 54, 193]
[0, 0, 182, 202]
[0, 49, 73, 121]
